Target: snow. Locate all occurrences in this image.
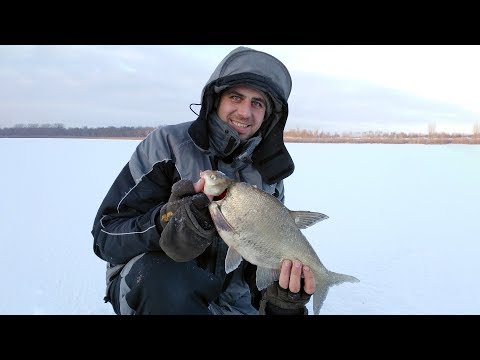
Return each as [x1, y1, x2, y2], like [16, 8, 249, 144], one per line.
[1, 138, 479, 315]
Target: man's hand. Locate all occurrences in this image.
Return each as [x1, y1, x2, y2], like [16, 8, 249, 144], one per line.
[258, 259, 315, 315]
[278, 259, 315, 295]
[192, 177, 206, 193]
[157, 178, 216, 262]
[193, 175, 214, 201]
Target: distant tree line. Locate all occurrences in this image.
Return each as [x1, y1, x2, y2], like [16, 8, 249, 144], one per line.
[0, 123, 156, 138]
[2, 123, 480, 144]
[284, 128, 480, 144]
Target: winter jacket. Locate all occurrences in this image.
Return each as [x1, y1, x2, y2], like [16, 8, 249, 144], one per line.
[92, 46, 295, 314]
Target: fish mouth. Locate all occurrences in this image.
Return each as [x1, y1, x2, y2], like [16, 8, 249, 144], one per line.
[212, 188, 228, 202]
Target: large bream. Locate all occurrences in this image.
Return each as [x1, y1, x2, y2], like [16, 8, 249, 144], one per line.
[200, 170, 359, 315]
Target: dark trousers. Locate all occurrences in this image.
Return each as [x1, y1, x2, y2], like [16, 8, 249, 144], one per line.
[108, 252, 223, 315]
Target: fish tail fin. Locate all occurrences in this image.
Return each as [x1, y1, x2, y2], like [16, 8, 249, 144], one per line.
[327, 270, 360, 286]
[312, 271, 360, 315]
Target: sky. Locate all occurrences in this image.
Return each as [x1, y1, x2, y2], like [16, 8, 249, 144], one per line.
[1, 45, 480, 134]
[1, 138, 479, 315]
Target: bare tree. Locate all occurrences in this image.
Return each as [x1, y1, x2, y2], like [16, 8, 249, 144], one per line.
[473, 122, 480, 138]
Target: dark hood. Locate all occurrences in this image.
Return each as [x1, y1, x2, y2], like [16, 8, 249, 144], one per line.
[188, 46, 294, 184]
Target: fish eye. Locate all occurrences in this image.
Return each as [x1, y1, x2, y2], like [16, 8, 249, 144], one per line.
[210, 175, 216, 180]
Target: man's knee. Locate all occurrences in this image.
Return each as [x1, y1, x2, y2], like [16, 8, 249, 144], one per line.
[114, 252, 222, 314]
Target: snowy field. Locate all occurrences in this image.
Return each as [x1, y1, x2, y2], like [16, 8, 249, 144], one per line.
[1, 138, 479, 315]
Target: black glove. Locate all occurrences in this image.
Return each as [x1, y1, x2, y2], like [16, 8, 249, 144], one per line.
[156, 179, 216, 262]
[258, 281, 311, 315]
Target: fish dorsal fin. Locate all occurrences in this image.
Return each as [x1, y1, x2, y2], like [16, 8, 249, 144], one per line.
[289, 211, 329, 229]
[225, 246, 243, 274]
[255, 267, 281, 290]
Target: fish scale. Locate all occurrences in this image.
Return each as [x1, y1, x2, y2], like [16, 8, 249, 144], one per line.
[201, 170, 360, 315]
[225, 183, 316, 267]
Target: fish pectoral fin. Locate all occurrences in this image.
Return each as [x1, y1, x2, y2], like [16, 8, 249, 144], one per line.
[225, 246, 243, 274]
[289, 211, 329, 229]
[255, 267, 281, 291]
[210, 204, 236, 234]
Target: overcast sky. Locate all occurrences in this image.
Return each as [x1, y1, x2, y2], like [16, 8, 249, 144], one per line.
[1, 45, 480, 134]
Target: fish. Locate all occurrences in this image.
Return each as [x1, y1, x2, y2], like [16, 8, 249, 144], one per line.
[199, 169, 359, 315]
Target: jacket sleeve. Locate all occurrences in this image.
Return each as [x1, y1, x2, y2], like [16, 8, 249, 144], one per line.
[92, 159, 178, 265]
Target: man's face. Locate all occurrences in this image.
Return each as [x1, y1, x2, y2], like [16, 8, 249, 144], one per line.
[216, 85, 267, 141]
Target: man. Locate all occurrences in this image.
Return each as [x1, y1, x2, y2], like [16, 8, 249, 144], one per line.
[92, 46, 315, 314]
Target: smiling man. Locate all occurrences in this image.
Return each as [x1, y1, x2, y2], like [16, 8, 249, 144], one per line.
[92, 46, 315, 315]
[216, 85, 269, 141]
